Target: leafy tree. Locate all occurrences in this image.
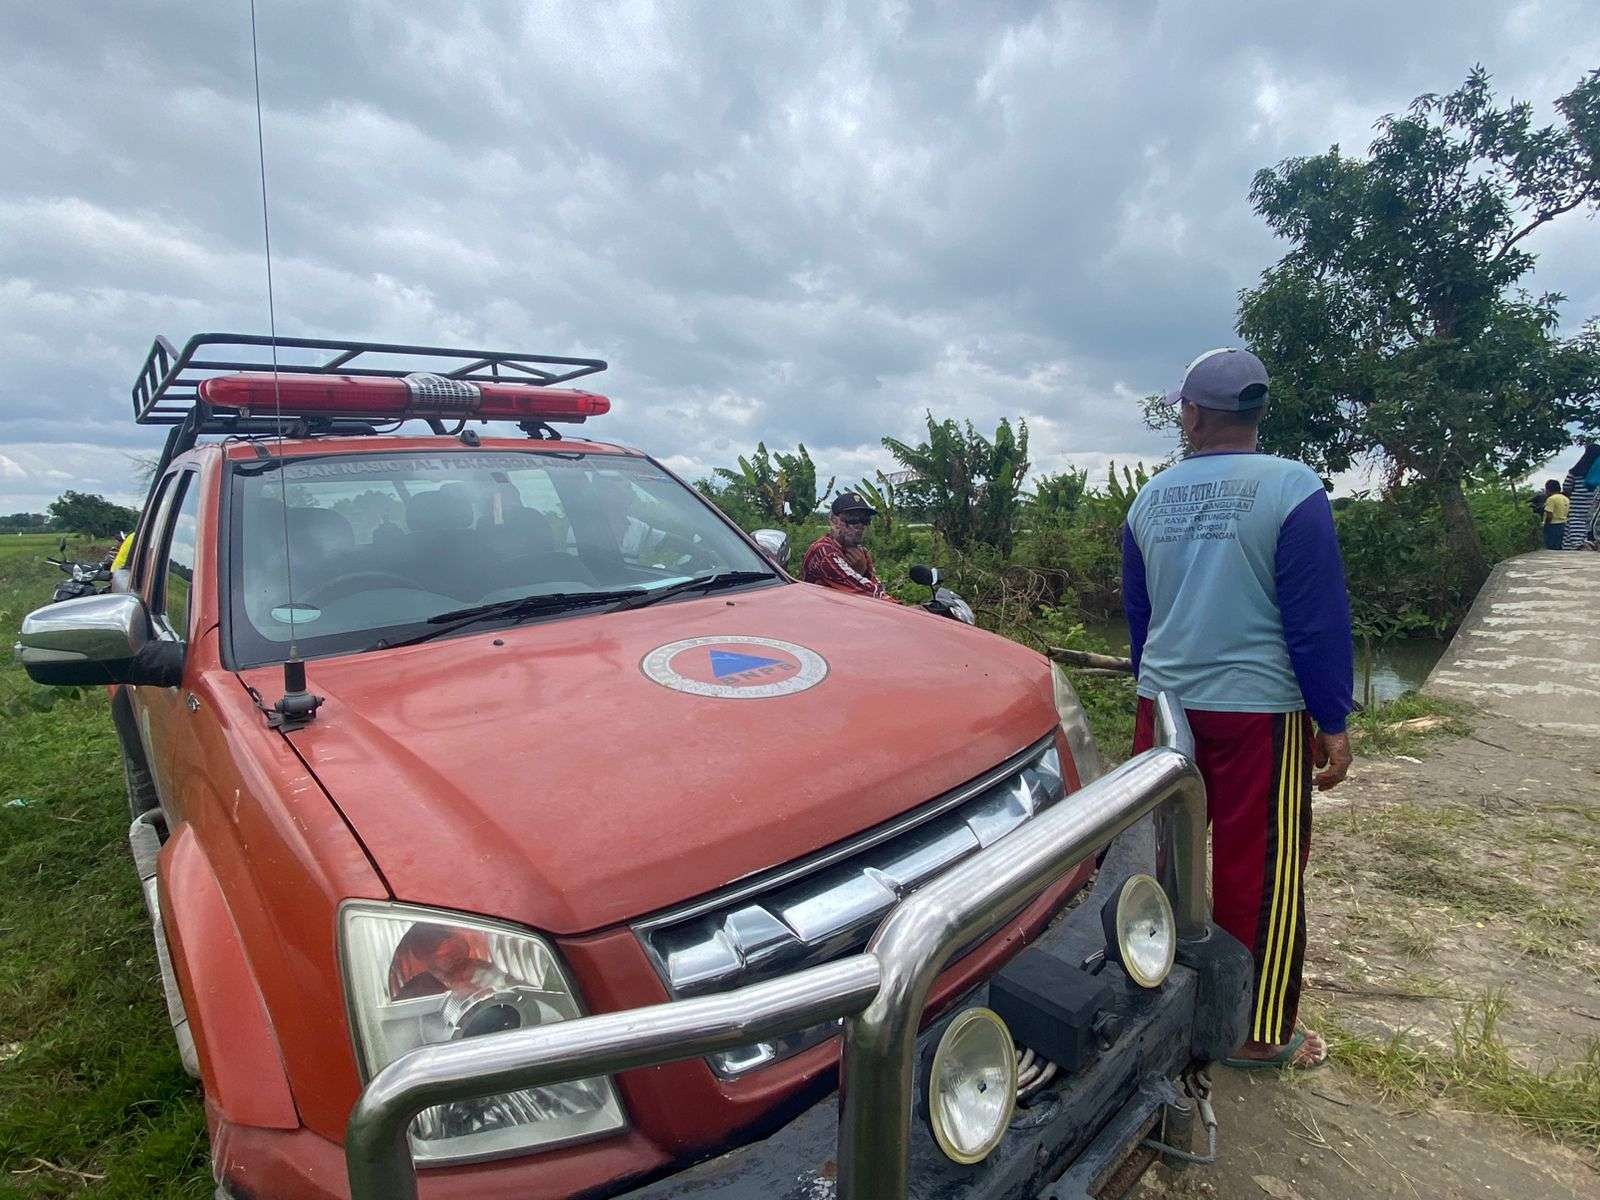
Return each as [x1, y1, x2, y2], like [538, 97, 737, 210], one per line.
[713, 443, 834, 525]
[883, 414, 1030, 553]
[1239, 66, 1600, 584]
[330, 488, 405, 543]
[0, 512, 51, 533]
[46, 491, 139, 538]
[1333, 475, 1538, 638]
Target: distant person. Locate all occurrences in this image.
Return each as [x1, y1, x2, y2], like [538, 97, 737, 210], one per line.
[1560, 445, 1598, 551]
[802, 492, 896, 600]
[1542, 479, 1570, 550]
[1123, 347, 1354, 1072]
[110, 531, 135, 573]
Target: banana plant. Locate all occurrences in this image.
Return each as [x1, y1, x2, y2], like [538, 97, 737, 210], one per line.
[1105, 461, 1151, 521]
[775, 444, 834, 521]
[715, 443, 834, 523]
[883, 414, 1029, 552]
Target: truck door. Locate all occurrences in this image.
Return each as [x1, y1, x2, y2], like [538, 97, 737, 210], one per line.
[129, 468, 203, 826]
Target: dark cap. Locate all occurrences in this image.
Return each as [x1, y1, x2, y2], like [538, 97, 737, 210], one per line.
[1164, 347, 1270, 411]
[831, 491, 876, 516]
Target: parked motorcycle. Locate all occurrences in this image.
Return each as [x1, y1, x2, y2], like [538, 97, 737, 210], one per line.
[909, 563, 976, 625]
[45, 538, 116, 604]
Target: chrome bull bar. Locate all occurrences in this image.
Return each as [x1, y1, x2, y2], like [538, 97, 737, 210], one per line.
[345, 692, 1207, 1200]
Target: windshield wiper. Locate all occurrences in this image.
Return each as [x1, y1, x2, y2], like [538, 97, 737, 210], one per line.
[610, 570, 775, 612]
[367, 571, 777, 651]
[369, 587, 647, 651]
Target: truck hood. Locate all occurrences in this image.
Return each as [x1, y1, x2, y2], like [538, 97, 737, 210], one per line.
[254, 582, 1057, 934]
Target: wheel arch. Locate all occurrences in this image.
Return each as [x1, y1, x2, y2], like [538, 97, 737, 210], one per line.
[158, 824, 299, 1129]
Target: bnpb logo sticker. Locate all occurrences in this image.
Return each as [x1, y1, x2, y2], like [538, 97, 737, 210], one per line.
[640, 635, 828, 699]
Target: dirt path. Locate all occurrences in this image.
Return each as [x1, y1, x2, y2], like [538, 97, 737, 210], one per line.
[1142, 709, 1600, 1200]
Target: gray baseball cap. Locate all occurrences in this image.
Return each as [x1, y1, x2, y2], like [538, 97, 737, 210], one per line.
[1164, 347, 1270, 411]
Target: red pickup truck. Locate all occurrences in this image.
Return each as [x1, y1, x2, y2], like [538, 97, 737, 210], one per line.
[16, 335, 1249, 1200]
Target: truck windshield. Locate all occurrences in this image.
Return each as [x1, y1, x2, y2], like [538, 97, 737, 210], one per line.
[227, 449, 776, 666]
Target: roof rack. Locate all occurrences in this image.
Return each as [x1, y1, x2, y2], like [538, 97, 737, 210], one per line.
[132, 333, 608, 426]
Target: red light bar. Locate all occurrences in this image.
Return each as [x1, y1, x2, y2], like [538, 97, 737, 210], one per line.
[197, 373, 610, 422]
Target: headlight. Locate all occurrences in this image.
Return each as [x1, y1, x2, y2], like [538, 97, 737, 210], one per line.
[1051, 664, 1103, 785]
[927, 1007, 1016, 1164]
[339, 902, 626, 1164]
[934, 586, 976, 625]
[1100, 874, 1175, 989]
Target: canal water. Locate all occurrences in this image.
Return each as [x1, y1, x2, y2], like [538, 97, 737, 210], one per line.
[1082, 623, 1448, 705]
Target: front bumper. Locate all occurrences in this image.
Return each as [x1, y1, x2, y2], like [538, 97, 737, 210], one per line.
[213, 822, 1247, 1200]
[334, 693, 1239, 1200]
[621, 821, 1250, 1200]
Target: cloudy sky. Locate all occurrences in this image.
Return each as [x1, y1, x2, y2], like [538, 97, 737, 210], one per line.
[3, 0, 1597, 513]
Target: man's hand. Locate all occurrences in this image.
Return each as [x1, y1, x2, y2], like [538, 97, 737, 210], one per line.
[1313, 730, 1352, 791]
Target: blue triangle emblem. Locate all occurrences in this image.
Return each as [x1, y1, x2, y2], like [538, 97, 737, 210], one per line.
[710, 649, 785, 678]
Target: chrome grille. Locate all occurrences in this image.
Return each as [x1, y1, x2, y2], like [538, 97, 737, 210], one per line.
[634, 736, 1065, 1077]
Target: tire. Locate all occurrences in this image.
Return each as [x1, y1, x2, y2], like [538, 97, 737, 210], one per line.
[123, 748, 161, 820]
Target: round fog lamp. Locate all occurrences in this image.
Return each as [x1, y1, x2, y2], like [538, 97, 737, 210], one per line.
[1101, 873, 1175, 988]
[927, 1007, 1016, 1164]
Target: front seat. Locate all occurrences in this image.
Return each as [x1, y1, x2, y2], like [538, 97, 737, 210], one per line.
[405, 487, 483, 600]
[285, 507, 355, 600]
[241, 499, 354, 604]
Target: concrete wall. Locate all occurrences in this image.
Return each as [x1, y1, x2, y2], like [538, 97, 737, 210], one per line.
[1425, 551, 1600, 739]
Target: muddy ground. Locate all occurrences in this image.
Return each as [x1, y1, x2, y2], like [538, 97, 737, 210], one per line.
[1140, 710, 1600, 1200]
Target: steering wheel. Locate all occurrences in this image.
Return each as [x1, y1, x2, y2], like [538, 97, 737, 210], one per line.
[300, 571, 422, 606]
[503, 551, 598, 587]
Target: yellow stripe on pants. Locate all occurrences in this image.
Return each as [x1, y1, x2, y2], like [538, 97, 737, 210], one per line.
[1252, 716, 1296, 1042]
[1266, 718, 1305, 1040]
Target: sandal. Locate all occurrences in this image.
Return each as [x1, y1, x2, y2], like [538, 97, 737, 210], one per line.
[1223, 1029, 1328, 1071]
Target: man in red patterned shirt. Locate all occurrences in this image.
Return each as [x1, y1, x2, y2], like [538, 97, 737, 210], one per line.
[802, 492, 897, 600]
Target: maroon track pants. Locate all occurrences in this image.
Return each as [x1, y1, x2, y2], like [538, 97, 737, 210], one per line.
[1134, 697, 1313, 1046]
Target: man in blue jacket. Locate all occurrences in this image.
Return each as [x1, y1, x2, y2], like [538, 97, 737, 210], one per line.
[1123, 347, 1353, 1071]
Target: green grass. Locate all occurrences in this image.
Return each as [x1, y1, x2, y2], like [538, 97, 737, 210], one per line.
[1390, 916, 1438, 960]
[1322, 801, 1543, 921]
[1384, 860, 1539, 917]
[1324, 988, 1600, 1154]
[1512, 926, 1572, 961]
[1347, 691, 1473, 757]
[1071, 673, 1139, 765]
[0, 536, 211, 1198]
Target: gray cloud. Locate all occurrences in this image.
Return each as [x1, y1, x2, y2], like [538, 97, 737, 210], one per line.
[2, 0, 1597, 514]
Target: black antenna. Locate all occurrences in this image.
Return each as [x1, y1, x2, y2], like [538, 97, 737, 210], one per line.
[249, 0, 321, 730]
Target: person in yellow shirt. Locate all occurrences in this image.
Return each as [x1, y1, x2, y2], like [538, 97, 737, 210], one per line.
[1543, 480, 1571, 550]
[110, 531, 136, 572]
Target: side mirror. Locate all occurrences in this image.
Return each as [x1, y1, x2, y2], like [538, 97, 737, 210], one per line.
[13, 593, 183, 687]
[752, 529, 791, 569]
[909, 564, 939, 588]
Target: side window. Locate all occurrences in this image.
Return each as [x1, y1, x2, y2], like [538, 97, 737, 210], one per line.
[158, 476, 202, 642]
[130, 476, 175, 594]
